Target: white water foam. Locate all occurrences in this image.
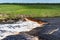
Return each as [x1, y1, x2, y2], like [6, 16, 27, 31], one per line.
[0, 20, 43, 40]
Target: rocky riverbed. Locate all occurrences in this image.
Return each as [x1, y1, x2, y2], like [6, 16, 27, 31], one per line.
[0, 17, 60, 40]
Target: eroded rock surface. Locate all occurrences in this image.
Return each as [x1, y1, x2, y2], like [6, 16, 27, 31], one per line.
[1, 18, 60, 40]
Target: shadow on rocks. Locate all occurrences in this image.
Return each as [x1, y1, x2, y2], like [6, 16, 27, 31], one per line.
[2, 33, 39, 40]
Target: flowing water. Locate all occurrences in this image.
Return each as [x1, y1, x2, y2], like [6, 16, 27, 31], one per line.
[0, 20, 43, 40]
[0, 18, 60, 40]
[36, 18, 60, 40]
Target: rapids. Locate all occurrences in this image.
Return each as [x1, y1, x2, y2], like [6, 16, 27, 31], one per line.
[0, 20, 43, 40]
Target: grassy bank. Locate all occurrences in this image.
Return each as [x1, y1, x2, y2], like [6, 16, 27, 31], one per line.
[0, 4, 60, 18]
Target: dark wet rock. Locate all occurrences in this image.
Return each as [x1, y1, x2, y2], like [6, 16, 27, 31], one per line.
[25, 18, 60, 40]
[1, 18, 60, 40]
[2, 33, 39, 40]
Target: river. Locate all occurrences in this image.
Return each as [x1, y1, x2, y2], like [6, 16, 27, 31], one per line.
[1, 18, 60, 40]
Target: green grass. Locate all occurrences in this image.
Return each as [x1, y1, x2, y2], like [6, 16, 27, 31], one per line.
[0, 4, 60, 18]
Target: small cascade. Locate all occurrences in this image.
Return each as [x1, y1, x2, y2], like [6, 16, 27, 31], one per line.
[0, 20, 43, 40]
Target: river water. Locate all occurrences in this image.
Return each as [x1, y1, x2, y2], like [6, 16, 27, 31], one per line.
[0, 18, 60, 40]
[35, 18, 60, 40]
[0, 18, 43, 40]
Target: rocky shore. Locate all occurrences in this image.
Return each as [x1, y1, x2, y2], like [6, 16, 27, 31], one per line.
[0, 14, 60, 40]
[0, 18, 59, 40]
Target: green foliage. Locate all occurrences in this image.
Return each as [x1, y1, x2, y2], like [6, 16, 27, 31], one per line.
[0, 4, 60, 17]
